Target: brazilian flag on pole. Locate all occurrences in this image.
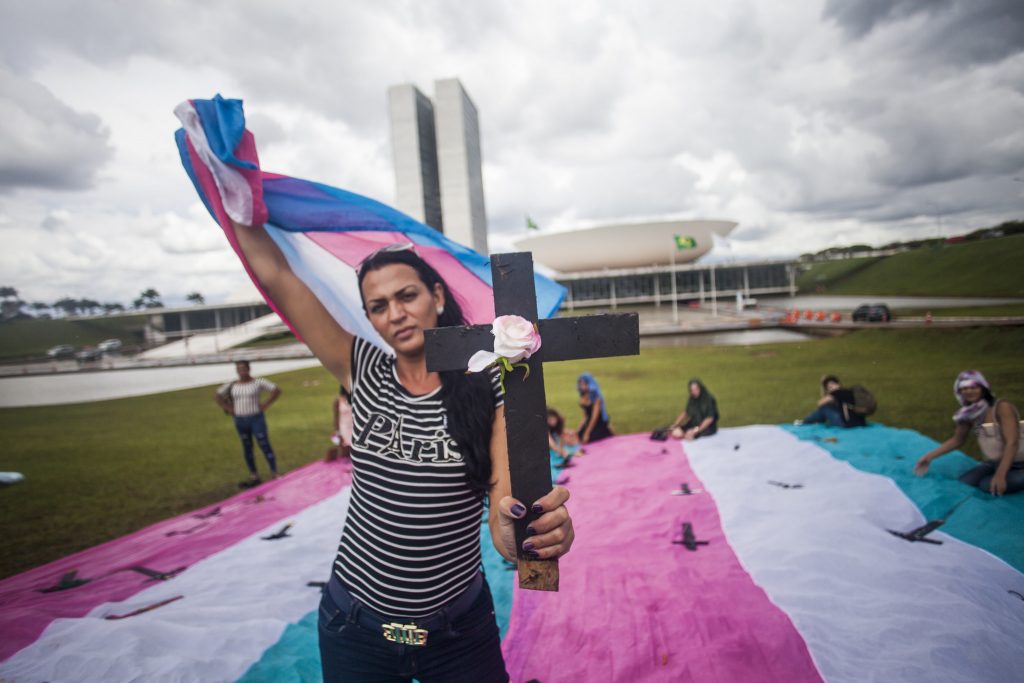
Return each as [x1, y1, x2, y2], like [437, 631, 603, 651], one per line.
[674, 235, 697, 250]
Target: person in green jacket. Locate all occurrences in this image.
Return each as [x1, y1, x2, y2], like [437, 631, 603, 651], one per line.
[669, 378, 719, 440]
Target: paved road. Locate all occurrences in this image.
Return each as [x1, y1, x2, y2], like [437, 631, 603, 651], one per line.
[0, 358, 322, 408]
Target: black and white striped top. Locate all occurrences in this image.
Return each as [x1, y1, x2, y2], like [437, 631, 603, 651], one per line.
[334, 338, 503, 617]
[217, 378, 277, 417]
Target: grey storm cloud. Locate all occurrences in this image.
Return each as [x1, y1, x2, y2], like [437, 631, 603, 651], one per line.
[1, 0, 1023, 305]
[0, 68, 113, 192]
[823, 0, 1024, 66]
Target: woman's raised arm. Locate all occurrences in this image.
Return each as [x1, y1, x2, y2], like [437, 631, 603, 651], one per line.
[229, 219, 354, 387]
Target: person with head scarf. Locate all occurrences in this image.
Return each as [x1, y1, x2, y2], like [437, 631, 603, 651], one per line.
[669, 379, 719, 440]
[577, 373, 614, 443]
[914, 371, 1023, 496]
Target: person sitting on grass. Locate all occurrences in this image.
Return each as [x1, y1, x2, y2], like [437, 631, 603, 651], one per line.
[914, 371, 1023, 496]
[548, 408, 582, 469]
[577, 373, 614, 444]
[796, 374, 866, 428]
[668, 378, 719, 440]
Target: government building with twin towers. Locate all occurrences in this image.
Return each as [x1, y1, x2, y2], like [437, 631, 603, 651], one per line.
[386, 78, 793, 314]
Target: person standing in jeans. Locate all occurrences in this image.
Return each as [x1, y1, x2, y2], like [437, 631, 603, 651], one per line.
[215, 360, 282, 487]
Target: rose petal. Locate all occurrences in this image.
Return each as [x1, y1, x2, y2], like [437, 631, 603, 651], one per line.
[467, 350, 499, 373]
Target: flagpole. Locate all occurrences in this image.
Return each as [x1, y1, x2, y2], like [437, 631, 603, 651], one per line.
[670, 243, 679, 324]
[711, 263, 718, 317]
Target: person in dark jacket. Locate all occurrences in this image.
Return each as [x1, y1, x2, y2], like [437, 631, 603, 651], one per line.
[669, 378, 719, 440]
[798, 375, 866, 428]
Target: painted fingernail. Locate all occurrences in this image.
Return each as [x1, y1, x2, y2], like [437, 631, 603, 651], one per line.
[525, 550, 540, 560]
[522, 541, 535, 551]
[531, 503, 544, 514]
[510, 504, 526, 518]
[526, 526, 536, 536]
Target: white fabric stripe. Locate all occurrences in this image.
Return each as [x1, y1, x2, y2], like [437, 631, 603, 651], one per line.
[265, 226, 390, 352]
[0, 487, 352, 683]
[686, 426, 1024, 683]
[173, 101, 254, 225]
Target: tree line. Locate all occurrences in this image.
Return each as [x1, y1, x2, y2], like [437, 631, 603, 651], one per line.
[0, 287, 207, 319]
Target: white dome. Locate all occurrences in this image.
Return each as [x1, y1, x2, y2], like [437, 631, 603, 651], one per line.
[513, 219, 737, 273]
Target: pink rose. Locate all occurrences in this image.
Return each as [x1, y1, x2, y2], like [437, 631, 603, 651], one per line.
[467, 315, 542, 372]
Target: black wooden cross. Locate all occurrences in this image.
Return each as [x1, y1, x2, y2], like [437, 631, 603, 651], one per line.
[424, 252, 639, 591]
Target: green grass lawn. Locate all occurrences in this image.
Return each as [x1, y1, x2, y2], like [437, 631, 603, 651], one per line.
[0, 315, 149, 361]
[796, 256, 882, 292]
[3, 327, 1023, 579]
[799, 234, 1024, 297]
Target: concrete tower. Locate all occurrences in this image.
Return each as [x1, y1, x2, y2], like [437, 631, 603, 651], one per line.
[433, 78, 489, 254]
[387, 84, 443, 231]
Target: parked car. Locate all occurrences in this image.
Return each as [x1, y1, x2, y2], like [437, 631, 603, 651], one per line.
[76, 346, 103, 362]
[852, 304, 892, 322]
[46, 344, 76, 359]
[97, 338, 123, 352]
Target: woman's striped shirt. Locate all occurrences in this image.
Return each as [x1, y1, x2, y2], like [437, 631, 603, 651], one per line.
[333, 338, 503, 617]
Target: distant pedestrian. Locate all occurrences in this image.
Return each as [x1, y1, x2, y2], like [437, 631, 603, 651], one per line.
[215, 361, 282, 487]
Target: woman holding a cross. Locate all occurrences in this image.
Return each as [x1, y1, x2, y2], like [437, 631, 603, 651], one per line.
[228, 220, 575, 681]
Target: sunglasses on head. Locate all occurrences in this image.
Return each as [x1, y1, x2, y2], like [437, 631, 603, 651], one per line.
[358, 242, 417, 268]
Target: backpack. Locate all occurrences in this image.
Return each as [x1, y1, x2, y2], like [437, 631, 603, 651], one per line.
[650, 427, 671, 442]
[849, 385, 877, 416]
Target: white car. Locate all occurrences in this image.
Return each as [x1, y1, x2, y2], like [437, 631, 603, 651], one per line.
[97, 338, 123, 352]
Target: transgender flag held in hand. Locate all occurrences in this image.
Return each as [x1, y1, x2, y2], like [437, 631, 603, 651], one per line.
[173, 95, 566, 353]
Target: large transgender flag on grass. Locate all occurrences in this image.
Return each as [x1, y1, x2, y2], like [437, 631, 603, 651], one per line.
[172, 95, 565, 350]
[3, 425, 1023, 682]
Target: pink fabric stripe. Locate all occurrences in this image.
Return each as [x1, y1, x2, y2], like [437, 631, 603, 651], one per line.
[304, 231, 496, 324]
[501, 434, 822, 682]
[0, 460, 351, 661]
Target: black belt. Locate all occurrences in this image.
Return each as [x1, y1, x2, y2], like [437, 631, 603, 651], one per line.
[326, 572, 484, 647]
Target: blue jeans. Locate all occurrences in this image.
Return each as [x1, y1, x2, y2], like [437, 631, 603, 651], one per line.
[802, 404, 865, 428]
[959, 461, 1024, 495]
[317, 577, 508, 683]
[233, 413, 277, 475]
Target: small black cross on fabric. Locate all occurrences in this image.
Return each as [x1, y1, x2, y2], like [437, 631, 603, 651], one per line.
[424, 252, 639, 591]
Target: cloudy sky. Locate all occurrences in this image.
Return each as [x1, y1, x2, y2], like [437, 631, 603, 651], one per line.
[1, 0, 1022, 307]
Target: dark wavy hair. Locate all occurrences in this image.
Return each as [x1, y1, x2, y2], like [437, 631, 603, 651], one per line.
[357, 248, 496, 497]
[547, 408, 564, 437]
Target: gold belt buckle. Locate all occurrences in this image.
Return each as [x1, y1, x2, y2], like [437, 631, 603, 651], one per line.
[382, 622, 428, 646]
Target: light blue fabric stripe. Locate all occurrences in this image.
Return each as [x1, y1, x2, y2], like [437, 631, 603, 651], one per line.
[784, 423, 1024, 573]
